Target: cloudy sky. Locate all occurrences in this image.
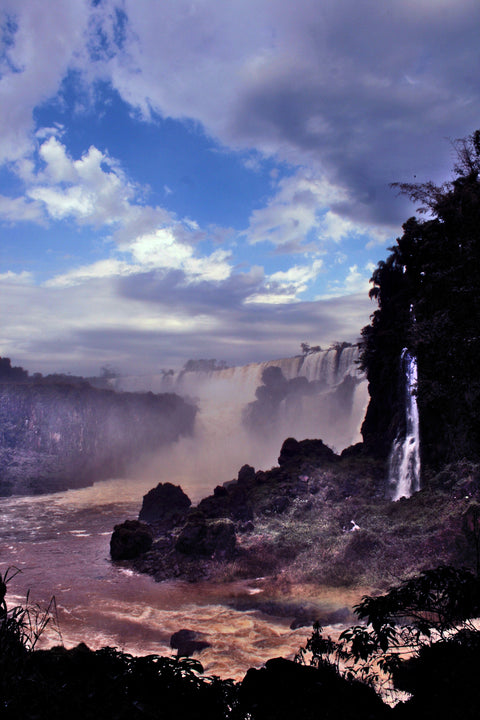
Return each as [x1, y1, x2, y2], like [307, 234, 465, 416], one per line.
[1, 0, 479, 376]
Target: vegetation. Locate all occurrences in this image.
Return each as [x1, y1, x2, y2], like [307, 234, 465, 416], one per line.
[4, 558, 480, 718]
[296, 564, 480, 717]
[4, 131, 480, 716]
[182, 358, 229, 372]
[361, 130, 480, 469]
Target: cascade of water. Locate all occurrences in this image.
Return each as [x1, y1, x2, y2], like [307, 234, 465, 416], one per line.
[114, 347, 369, 494]
[388, 349, 421, 500]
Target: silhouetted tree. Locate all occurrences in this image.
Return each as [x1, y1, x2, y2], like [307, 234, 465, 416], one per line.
[361, 130, 480, 469]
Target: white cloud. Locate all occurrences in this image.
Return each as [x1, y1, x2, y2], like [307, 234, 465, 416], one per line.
[1, 0, 479, 231]
[0, 271, 373, 375]
[0, 0, 90, 163]
[246, 170, 347, 250]
[246, 258, 323, 304]
[44, 259, 142, 288]
[245, 169, 395, 252]
[0, 195, 44, 224]
[3, 134, 235, 288]
[128, 230, 232, 282]
[318, 263, 374, 299]
[0, 270, 34, 284]
[27, 138, 137, 226]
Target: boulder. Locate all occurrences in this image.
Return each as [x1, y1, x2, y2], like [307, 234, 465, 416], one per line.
[239, 657, 390, 720]
[278, 437, 337, 467]
[175, 517, 236, 560]
[110, 520, 153, 561]
[237, 464, 256, 484]
[170, 629, 210, 657]
[139, 482, 191, 526]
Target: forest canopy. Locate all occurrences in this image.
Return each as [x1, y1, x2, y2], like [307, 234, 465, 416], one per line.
[360, 131, 480, 470]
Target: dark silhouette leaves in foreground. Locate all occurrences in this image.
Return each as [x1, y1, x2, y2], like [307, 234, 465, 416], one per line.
[2, 564, 480, 718]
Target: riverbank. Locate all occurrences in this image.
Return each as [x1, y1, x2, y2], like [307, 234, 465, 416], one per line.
[0, 480, 365, 681]
[112, 439, 480, 592]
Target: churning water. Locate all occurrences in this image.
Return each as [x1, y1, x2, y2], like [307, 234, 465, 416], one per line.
[0, 349, 368, 678]
[0, 479, 361, 680]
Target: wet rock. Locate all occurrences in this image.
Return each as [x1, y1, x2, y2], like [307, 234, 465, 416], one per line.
[227, 486, 254, 522]
[170, 629, 210, 657]
[175, 517, 236, 560]
[290, 605, 354, 629]
[139, 482, 191, 527]
[278, 437, 337, 467]
[265, 495, 290, 515]
[277, 437, 300, 465]
[327, 606, 354, 625]
[238, 464, 256, 484]
[213, 484, 228, 497]
[110, 520, 153, 560]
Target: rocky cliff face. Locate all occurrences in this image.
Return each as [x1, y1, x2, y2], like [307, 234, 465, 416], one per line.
[0, 382, 196, 496]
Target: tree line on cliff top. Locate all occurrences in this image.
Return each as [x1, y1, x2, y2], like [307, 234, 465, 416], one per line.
[360, 130, 480, 471]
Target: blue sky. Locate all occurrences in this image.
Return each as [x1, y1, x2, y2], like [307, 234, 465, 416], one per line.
[1, 0, 479, 376]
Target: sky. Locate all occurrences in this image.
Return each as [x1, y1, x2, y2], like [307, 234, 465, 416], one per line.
[1, 0, 479, 377]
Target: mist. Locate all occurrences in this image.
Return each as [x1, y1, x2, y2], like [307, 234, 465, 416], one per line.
[116, 347, 369, 502]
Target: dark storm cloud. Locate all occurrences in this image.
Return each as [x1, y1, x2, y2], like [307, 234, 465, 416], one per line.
[117, 268, 266, 312]
[67, 290, 372, 372]
[216, 0, 480, 226]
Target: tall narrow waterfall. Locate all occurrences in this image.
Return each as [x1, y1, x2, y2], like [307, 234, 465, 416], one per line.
[114, 347, 369, 498]
[388, 349, 421, 500]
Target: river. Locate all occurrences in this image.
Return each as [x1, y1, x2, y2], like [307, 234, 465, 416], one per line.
[0, 476, 363, 680]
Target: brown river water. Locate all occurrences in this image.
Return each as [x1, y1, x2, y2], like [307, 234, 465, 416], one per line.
[0, 477, 362, 680]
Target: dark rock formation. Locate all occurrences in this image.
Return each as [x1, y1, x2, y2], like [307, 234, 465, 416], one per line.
[239, 657, 390, 720]
[111, 432, 480, 592]
[0, 381, 196, 496]
[278, 437, 337, 466]
[243, 366, 317, 438]
[110, 520, 153, 561]
[139, 482, 191, 527]
[237, 464, 256, 484]
[175, 517, 236, 560]
[170, 629, 210, 657]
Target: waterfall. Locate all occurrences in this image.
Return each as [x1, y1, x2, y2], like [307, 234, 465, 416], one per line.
[113, 347, 369, 498]
[387, 349, 421, 500]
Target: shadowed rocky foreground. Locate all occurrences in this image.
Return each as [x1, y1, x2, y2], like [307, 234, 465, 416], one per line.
[111, 438, 480, 597]
[2, 559, 480, 719]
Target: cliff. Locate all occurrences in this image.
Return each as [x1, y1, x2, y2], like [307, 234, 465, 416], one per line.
[360, 131, 480, 471]
[0, 381, 196, 496]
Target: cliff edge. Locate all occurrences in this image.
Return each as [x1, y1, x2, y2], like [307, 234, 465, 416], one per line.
[0, 381, 196, 496]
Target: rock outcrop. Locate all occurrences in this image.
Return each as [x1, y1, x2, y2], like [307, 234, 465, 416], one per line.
[175, 516, 236, 560]
[110, 520, 153, 561]
[139, 482, 191, 527]
[111, 438, 480, 593]
[169, 629, 211, 657]
[0, 381, 196, 496]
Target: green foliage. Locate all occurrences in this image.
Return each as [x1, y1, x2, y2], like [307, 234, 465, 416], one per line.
[0, 571, 240, 719]
[297, 564, 480, 701]
[361, 130, 480, 468]
[0, 567, 59, 654]
[300, 342, 322, 355]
